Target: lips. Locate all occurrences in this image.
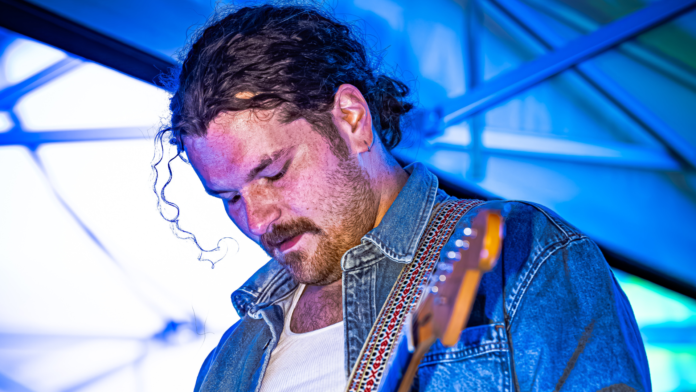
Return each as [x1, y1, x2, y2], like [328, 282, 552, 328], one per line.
[278, 233, 304, 253]
[260, 217, 322, 256]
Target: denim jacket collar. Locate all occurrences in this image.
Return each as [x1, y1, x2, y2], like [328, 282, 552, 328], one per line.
[359, 162, 439, 264]
[231, 162, 440, 318]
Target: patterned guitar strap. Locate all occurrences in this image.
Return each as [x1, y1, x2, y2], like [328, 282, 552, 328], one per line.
[345, 199, 484, 392]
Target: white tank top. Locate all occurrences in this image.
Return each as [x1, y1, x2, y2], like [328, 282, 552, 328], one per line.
[259, 284, 346, 392]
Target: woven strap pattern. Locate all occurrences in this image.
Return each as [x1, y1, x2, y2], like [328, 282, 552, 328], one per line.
[345, 199, 483, 392]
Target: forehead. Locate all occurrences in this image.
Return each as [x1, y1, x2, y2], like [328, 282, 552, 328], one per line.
[184, 110, 309, 186]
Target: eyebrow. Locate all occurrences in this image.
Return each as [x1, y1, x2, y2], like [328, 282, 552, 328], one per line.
[245, 147, 292, 182]
[204, 147, 293, 197]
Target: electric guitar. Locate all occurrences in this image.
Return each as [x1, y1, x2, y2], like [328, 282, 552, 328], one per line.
[378, 209, 505, 392]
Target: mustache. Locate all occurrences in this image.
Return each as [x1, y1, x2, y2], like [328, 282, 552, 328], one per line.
[260, 217, 323, 251]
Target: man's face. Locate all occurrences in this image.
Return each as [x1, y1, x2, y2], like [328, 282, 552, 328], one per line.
[185, 110, 379, 285]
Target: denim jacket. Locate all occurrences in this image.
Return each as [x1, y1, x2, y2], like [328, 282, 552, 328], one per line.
[194, 163, 651, 392]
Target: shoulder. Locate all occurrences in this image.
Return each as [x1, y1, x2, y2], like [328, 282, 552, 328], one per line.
[478, 201, 615, 321]
[448, 199, 589, 261]
[476, 199, 585, 243]
[449, 199, 607, 317]
[465, 199, 590, 269]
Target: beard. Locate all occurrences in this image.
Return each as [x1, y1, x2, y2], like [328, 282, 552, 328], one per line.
[260, 154, 379, 285]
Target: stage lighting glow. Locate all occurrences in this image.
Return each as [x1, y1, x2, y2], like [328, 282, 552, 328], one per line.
[429, 124, 472, 146]
[483, 130, 623, 157]
[410, 22, 466, 98]
[354, 0, 404, 31]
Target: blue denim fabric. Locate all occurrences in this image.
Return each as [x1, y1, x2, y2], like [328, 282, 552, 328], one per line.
[195, 163, 650, 392]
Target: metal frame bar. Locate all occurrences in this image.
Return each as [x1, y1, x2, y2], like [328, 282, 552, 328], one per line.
[487, 0, 696, 170]
[523, 0, 696, 91]
[0, 0, 174, 90]
[0, 57, 82, 108]
[464, 0, 485, 180]
[430, 139, 680, 171]
[443, 0, 696, 126]
[0, 127, 155, 147]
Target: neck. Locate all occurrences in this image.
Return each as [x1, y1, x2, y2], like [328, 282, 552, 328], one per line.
[371, 153, 409, 229]
[290, 279, 343, 333]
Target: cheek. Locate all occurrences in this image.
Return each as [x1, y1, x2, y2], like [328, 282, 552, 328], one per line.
[286, 143, 343, 214]
[282, 181, 314, 215]
[222, 199, 254, 238]
[284, 171, 341, 220]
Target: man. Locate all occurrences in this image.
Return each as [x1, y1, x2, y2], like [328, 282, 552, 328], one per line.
[160, 4, 650, 391]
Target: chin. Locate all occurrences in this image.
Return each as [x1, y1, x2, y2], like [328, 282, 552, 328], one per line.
[278, 250, 341, 285]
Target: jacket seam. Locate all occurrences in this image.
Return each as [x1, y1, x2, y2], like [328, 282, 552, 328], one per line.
[233, 287, 258, 313]
[240, 266, 292, 317]
[342, 245, 386, 272]
[257, 267, 290, 305]
[419, 343, 509, 367]
[507, 236, 589, 325]
[197, 349, 216, 391]
[199, 320, 241, 391]
[361, 236, 412, 263]
[254, 311, 279, 392]
[403, 173, 439, 259]
[512, 201, 572, 239]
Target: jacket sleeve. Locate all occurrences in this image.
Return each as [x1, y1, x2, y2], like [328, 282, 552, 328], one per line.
[508, 235, 651, 391]
[193, 349, 216, 392]
[193, 320, 241, 392]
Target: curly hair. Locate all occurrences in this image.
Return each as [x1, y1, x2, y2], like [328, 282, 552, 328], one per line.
[164, 3, 413, 152]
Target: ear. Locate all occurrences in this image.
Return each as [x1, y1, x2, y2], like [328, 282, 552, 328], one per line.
[332, 84, 373, 155]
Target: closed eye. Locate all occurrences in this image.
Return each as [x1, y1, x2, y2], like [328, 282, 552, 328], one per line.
[207, 190, 242, 205]
[265, 160, 291, 182]
[229, 194, 242, 204]
[266, 169, 287, 182]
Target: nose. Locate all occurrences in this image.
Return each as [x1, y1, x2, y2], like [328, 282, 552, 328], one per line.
[242, 187, 281, 236]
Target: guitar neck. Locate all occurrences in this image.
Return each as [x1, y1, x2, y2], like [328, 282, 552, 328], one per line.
[377, 270, 484, 392]
[377, 330, 436, 392]
[376, 210, 504, 392]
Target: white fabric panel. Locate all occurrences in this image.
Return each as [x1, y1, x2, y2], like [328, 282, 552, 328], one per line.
[0, 37, 66, 87]
[0, 337, 142, 392]
[15, 63, 170, 131]
[0, 146, 163, 336]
